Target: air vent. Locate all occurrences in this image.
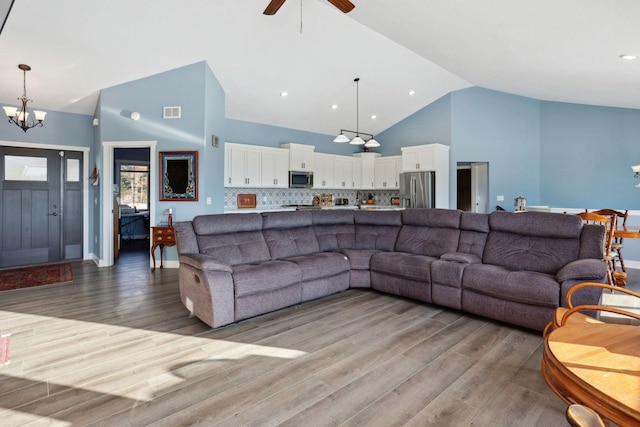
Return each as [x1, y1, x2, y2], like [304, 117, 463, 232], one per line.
[163, 106, 181, 119]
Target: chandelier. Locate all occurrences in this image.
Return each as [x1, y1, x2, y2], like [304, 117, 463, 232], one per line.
[3, 64, 47, 132]
[334, 78, 379, 148]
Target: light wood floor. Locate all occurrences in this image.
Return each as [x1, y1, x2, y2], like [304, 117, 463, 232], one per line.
[0, 250, 573, 426]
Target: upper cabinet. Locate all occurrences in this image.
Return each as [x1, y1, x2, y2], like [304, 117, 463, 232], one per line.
[353, 152, 379, 190]
[260, 147, 289, 188]
[313, 153, 335, 189]
[225, 142, 288, 188]
[281, 143, 315, 171]
[227, 143, 261, 187]
[374, 155, 402, 189]
[401, 143, 449, 172]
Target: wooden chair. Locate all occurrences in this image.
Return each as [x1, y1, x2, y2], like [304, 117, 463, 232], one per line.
[575, 212, 617, 287]
[592, 209, 628, 274]
[543, 282, 640, 338]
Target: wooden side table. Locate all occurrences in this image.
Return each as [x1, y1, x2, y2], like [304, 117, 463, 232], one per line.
[150, 226, 176, 271]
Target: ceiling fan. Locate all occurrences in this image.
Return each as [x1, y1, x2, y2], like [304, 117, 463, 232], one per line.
[264, 0, 355, 15]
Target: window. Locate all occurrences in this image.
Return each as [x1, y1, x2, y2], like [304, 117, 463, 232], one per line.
[119, 162, 149, 211]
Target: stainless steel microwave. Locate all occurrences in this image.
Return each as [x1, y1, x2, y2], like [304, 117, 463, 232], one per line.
[289, 171, 314, 188]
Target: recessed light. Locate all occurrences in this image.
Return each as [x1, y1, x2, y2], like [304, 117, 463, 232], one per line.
[408, 90, 415, 96]
[620, 54, 637, 61]
[331, 104, 338, 110]
[280, 91, 288, 97]
[371, 115, 377, 120]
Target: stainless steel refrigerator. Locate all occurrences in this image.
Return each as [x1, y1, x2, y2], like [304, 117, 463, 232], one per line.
[399, 171, 435, 208]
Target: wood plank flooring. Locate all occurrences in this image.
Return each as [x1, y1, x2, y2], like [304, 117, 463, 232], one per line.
[0, 250, 571, 426]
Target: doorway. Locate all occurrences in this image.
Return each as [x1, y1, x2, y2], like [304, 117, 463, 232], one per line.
[457, 162, 489, 213]
[101, 141, 156, 267]
[0, 146, 84, 267]
[115, 148, 151, 255]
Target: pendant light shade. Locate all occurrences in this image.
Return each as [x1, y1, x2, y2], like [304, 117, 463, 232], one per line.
[333, 132, 350, 143]
[364, 138, 380, 148]
[350, 135, 365, 145]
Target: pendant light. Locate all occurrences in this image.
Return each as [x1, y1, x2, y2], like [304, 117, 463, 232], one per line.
[3, 64, 47, 133]
[334, 77, 379, 147]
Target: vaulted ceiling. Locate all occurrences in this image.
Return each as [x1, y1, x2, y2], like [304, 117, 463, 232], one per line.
[1, 0, 639, 136]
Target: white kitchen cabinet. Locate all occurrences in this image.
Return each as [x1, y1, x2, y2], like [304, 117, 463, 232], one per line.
[374, 155, 401, 189]
[313, 153, 335, 189]
[353, 152, 379, 190]
[350, 158, 362, 189]
[402, 143, 448, 172]
[260, 147, 289, 188]
[401, 143, 450, 208]
[281, 143, 315, 171]
[225, 143, 288, 188]
[333, 156, 352, 189]
[227, 143, 261, 187]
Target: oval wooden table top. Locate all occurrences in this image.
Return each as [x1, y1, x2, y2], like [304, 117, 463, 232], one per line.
[542, 322, 640, 425]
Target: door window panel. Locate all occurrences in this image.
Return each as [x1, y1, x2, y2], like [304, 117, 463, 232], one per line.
[4, 155, 47, 181]
[66, 158, 80, 182]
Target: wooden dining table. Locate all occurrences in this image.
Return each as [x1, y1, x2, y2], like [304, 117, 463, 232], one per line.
[542, 322, 640, 426]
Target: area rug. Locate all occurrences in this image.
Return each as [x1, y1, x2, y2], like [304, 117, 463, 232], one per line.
[0, 263, 73, 291]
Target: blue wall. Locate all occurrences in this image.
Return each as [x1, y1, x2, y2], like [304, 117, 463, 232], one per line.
[451, 87, 541, 210]
[226, 119, 368, 157]
[97, 61, 226, 262]
[540, 101, 640, 209]
[375, 94, 453, 156]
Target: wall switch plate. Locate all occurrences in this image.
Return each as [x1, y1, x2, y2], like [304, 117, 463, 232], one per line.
[206, 197, 212, 205]
[497, 195, 504, 201]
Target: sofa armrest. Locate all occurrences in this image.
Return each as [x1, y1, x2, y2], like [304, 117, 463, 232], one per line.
[556, 258, 607, 282]
[440, 252, 482, 264]
[179, 254, 233, 273]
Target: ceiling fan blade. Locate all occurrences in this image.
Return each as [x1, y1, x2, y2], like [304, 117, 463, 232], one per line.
[264, 0, 287, 15]
[327, 0, 355, 14]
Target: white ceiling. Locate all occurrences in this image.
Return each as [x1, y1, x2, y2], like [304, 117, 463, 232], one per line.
[1, 0, 639, 137]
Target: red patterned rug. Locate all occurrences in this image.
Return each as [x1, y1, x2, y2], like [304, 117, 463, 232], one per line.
[0, 263, 73, 291]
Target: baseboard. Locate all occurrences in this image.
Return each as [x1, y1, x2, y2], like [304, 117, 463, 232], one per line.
[151, 260, 179, 269]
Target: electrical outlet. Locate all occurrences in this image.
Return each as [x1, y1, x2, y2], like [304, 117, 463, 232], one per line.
[497, 195, 504, 201]
[206, 197, 212, 205]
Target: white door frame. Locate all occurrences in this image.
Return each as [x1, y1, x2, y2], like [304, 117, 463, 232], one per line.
[0, 140, 91, 261]
[101, 140, 157, 267]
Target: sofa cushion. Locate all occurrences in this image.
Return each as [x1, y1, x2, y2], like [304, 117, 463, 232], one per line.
[286, 252, 350, 281]
[199, 231, 271, 266]
[462, 264, 559, 308]
[191, 213, 271, 265]
[312, 209, 356, 251]
[484, 211, 583, 274]
[193, 212, 263, 235]
[262, 211, 321, 259]
[457, 212, 490, 258]
[395, 209, 461, 256]
[489, 211, 582, 238]
[232, 261, 301, 298]
[354, 210, 402, 251]
[370, 252, 435, 282]
[483, 231, 580, 275]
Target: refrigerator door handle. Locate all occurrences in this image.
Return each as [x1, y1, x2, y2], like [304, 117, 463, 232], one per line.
[410, 176, 416, 208]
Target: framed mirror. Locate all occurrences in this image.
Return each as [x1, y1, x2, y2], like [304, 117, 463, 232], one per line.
[159, 151, 198, 201]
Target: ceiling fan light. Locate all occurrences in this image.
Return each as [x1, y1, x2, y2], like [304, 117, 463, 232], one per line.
[364, 138, 380, 148]
[350, 136, 365, 145]
[334, 132, 350, 143]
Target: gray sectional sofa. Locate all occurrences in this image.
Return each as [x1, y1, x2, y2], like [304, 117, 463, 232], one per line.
[174, 208, 607, 331]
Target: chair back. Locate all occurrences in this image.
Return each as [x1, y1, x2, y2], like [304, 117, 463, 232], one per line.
[576, 212, 616, 285]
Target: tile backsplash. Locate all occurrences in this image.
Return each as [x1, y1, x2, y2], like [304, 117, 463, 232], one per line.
[224, 188, 400, 210]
